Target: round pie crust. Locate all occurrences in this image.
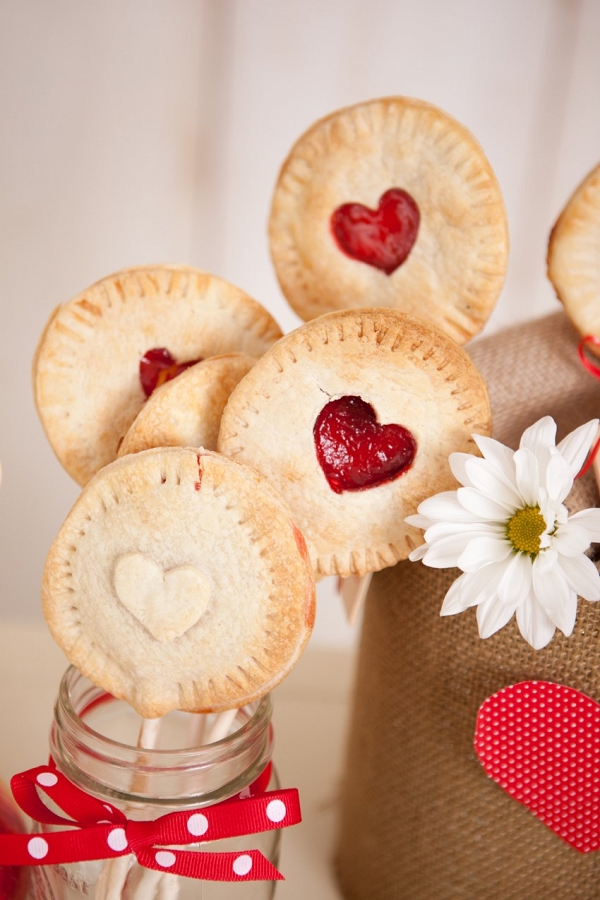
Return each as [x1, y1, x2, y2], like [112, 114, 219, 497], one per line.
[42, 447, 315, 717]
[33, 264, 282, 486]
[548, 161, 600, 342]
[218, 309, 492, 578]
[269, 96, 508, 344]
[118, 353, 255, 457]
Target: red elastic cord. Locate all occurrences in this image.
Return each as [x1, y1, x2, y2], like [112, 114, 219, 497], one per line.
[575, 336, 600, 478]
[578, 335, 600, 378]
[576, 435, 600, 480]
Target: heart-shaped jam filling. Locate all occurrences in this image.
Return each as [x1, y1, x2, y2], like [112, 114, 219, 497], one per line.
[314, 395, 416, 493]
[139, 348, 200, 398]
[331, 188, 420, 275]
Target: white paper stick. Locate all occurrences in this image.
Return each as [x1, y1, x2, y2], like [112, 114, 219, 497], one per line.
[96, 856, 133, 900]
[96, 717, 163, 900]
[207, 707, 239, 744]
[187, 711, 208, 748]
[156, 873, 182, 900]
[340, 573, 372, 625]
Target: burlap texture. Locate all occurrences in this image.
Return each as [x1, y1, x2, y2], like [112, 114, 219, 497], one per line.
[336, 312, 600, 900]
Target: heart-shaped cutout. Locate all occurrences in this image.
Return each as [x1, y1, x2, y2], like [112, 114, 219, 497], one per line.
[330, 188, 420, 275]
[114, 553, 211, 643]
[314, 395, 416, 494]
[475, 681, 600, 852]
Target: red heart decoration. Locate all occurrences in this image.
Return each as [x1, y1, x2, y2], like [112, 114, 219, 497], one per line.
[314, 395, 416, 494]
[330, 188, 420, 275]
[475, 681, 600, 852]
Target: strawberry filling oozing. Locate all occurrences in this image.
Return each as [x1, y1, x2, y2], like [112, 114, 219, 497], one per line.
[314, 395, 416, 493]
[330, 188, 420, 275]
[139, 348, 200, 398]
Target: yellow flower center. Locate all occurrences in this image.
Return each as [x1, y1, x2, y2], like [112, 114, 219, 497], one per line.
[506, 506, 547, 556]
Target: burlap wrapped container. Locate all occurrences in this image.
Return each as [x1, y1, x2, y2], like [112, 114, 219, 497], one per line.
[336, 312, 600, 900]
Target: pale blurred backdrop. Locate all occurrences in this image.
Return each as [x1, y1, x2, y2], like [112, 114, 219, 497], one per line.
[1, 0, 600, 648]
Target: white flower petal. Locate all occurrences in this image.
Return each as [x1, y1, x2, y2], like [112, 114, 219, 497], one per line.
[477, 596, 518, 639]
[440, 575, 469, 615]
[415, 491, 479, 524]
[516, 594, 556, 649]
[408, 542, 428, 562]
[471, 435, 519, 486]
[421, 533, 475, 568]
[497, 552, 532, 608]
[440, 561, 507, 615]
[405, 514, 433, 530]
[513, 448, 540, 506]
[457, 486, 515, 519]
[569, 508, 600, 542]
[553, 522, 593, 557]
[557, 419, 599, 478]
[448, 453, 475, 487]
[458, 536, 512, 572]
[546, 451, 573, 503]
[558, 553, 600, 602]
[424, 521, 504, 543]
[532, 554, 577, 636]
[464, 458, 523, 508]
[519, 416, 557, 454]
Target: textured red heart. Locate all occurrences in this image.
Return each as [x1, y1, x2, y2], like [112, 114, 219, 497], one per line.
[314, 395, 416, 494]
[475, 681, 600, 852]
[330, 188, 420, 275]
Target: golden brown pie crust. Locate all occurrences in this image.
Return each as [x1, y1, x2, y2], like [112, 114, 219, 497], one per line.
[548, 161, 600, 342]
[118, 353, 255, 457]
[218, 309, 491, 578]
[42, 447, 315, 717]
[33, 265, 282, 486]
[269, 97, 508, 343]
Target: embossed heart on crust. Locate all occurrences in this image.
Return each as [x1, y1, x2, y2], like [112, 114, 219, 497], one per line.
[331, 188, 420, 275]
[114, 552, 211, 643]
[475, 681, 600, 852]
[314, 395, 416, 493]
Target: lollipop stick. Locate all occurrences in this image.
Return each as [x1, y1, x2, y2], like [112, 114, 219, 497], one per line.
[187, 711, 208, 747]
[96, 716, 163, 900]
[207, 707, 239, 744]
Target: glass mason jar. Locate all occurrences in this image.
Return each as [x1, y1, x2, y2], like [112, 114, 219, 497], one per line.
[30, 667, 281, 900]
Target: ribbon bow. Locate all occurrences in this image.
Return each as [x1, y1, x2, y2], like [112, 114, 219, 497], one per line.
[0, 761, 300, 882]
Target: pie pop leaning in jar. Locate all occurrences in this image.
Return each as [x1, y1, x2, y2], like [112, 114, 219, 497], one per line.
[36, 446, 315, 899]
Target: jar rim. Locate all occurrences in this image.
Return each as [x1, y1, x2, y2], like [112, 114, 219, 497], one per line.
[50, 666, 274, 808]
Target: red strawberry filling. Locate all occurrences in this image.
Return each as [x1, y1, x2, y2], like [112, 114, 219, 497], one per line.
[139, 348, 200, 398]
[314, 395, 416, 493]
[330, 188, 420, 275]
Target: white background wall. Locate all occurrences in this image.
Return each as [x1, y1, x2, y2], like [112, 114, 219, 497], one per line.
[1, 0, 599, 647]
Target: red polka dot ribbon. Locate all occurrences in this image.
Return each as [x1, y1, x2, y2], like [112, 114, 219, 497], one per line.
[0, 761, 300, 881]
[475, 682, 600, 852]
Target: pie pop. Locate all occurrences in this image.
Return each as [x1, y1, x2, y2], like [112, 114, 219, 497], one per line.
[42, 447, 315, 718]
[33, 264, 282, 486]
[269, 96, 509, 344]
[117, 352, 256, 457]
[547, 160, 600, 343]
[218, 308, 492, 578]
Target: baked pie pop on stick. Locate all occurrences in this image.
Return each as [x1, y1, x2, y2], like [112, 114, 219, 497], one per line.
[42, 447, 315, 718]
[269, 96, 508, 344]
[33, 265, 282, 486]
[218, 308, 492, 579]
[42, 447, 315, 899]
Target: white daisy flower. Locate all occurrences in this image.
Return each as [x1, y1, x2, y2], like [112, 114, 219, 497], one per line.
[406, 416, 600, 649]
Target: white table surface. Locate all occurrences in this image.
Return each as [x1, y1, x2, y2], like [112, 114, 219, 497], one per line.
[0, 621, 356, 899]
